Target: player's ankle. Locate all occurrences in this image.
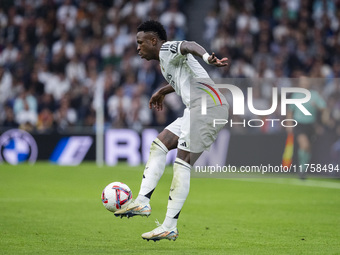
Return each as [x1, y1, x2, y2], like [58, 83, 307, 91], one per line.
[135, 195, 150, 205]
[162, 216, 177, 230]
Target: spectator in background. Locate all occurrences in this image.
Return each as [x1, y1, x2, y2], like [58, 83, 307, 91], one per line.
[54, 96, 77, 131]
[34, 37, 50, 63]
[96, 65, 120, 116]
[122, 73, 138, 98]
[37, 107, 54, 133]
[126, 84, 152, 132]
[0, 8, 8, 37]
[1, 7, 20, 44]
[119, 45, 142, 74]
[52, 31, 75, 60]
[236, 5, 259, 35]
[313, 0, 336, 21]
[104, 8, 119, 38]
[2, 105, 18, 128]
[120, 0, 150, 20]
[13, 90, 37, 119]
[101, 37, 121, 67]
[84, 68, 99, 94]
[107, 86, 130, 128]
[137, 60, 161, 97]
[25, 71, 45, 102]
[38, 93, 56, 113]
[0, 64, 13, 106]
[66, 54, 86, 83]
[204, 10, 219, 43]
[44, 70, 71, 102]
[14, 93, 38, 132]
[160, 0, 186, 40]
[0, 41, 19, 69]
[70, 84, 93, 125]
[273, 0, 298, 22]
[56, 0, 78, 33]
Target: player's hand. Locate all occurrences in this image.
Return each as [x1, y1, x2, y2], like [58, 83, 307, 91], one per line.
[149, 91, 165, 111]
[208, 52, 228, 67]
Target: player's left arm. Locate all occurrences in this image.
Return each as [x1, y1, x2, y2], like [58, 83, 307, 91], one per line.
[149, 84, 175, 111]
[180, 41, 228, 67]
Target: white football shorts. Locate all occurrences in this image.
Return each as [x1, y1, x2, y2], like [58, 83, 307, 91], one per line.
[165, 104, 229, 153]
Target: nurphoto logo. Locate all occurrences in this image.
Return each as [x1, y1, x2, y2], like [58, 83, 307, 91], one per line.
[200, 84, 311, 128]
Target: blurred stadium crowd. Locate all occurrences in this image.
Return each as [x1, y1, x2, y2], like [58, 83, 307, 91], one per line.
[0, 0, 339, 135]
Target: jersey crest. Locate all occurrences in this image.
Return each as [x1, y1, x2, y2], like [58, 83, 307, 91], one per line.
[170, 41, 180, 53]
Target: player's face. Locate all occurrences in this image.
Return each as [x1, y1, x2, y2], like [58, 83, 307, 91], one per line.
[136, 32, 156, 60]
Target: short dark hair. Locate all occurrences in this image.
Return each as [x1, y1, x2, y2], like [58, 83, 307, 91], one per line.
[137, 20, 167, 41]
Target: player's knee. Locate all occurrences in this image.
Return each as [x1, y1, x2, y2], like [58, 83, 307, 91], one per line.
[157, 131, 178, 150]
[150, 138, 169, 154]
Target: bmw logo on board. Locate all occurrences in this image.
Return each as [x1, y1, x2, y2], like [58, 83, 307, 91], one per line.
[0, 129, 38, 165]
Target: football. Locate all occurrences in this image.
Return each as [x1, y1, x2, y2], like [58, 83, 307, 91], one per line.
[101, 182, 132, 212]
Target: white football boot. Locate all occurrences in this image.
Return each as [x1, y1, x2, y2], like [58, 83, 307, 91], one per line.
[142, 225, 179, 242]
[114, 200, 151, 218]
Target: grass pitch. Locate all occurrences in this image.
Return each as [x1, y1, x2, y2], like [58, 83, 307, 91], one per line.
[0, 163, 339, 255]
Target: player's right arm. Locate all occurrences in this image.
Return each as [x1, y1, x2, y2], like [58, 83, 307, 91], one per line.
[180, 41, 228, 67]
[149, 84, 175, 111]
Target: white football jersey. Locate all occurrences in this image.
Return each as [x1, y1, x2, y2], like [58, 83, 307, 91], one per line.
[159, 41, 227, 108]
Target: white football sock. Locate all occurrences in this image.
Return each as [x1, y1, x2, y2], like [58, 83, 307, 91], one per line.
[135, 138, 168, 204]
[163, 158, 191, 230]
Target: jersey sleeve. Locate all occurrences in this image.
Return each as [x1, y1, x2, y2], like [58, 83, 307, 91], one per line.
[159, 41, 184, 61]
